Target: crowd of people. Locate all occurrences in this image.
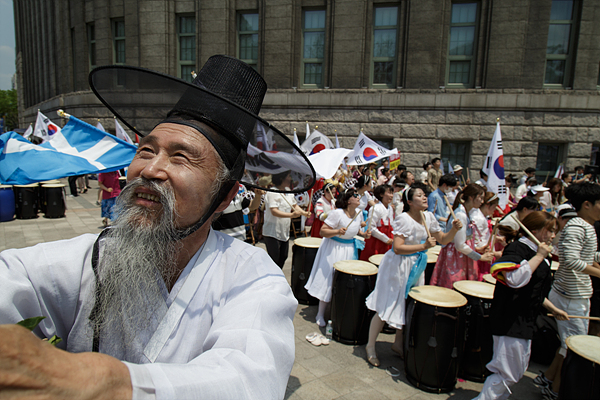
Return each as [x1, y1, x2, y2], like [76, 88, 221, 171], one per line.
[211, 156, 600, 400]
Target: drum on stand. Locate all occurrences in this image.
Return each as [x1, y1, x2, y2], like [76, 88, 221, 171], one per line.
[453, 280, 495, 382]
[331, 260, 378, 345]
[560, 335, 600, 399]
[0, 185, 15, 222]
[13, 184, 39, 219]
[405, 285, 467, 393]
[118, 176, 127, 190]
[482, 273, 496, 285]
[42, 184, 66, 218]
[38, 180, 61, 214]
[291, 237, 322, 305]
[425, 245, 441, 285]
[368, 254, 384, 267]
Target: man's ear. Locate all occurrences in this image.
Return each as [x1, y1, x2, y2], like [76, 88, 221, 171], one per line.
[215, 181, 240, 213]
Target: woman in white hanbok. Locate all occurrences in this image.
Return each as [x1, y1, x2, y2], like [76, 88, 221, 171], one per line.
[364, 185, 463, 366]
[305, 188, 371, 327]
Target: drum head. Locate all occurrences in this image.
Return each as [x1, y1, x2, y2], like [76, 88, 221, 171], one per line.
[40, 180, 61, 184]
[482, 274, 497, 285]
[334, 260, 378, 276]
[0, 185, 12, 189]
[368, 254, 385, 266]
[453, 280, 495, 299]
[294, 237, 322, 248]
[566, 335, 600, 364]
[14, 183, 39, 188]
[41, 184, 66, 188]
[427, 246, 440, 263]
[409, 285, 467, 308]
[354, 235, 365, 242]
[551, 261, 559, 271]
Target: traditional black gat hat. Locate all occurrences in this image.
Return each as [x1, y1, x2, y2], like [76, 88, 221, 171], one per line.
[88, 55, 315, 194]
[89, 55, 315, 239]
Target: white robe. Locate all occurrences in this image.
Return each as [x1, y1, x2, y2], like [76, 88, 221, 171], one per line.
[0, 229, 297, 400]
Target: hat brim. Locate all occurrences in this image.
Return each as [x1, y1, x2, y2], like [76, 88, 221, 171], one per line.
[89, 65, 315, 194]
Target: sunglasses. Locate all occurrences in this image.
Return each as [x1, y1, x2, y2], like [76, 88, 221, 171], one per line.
[352, 193, 360, 198]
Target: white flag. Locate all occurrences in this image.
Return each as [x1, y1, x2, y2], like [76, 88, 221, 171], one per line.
[293, 130, 300, 147]
[23, 125, 33, 141]
[335, 132, 340, 149]
[33, 111, 61, 143]
[300, 129, 334, 155]
[115, 118, 133, 145]
[482, 122, 507, 208]
[306, 122, 310, 142]
[448, 162, 454, 174]
[96, 121, 106, 132]
[346, 132, 398, 166]
[440, 161, 445, 175]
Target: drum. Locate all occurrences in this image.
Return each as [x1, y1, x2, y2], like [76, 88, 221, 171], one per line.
[291, 237, 322, 305]
[368, 254, 385, 266]
[425, 245, 441, 285]
[453, 280, 495, 382]
[331, 260, 378, 345]
[482, 273, 496, 285]
[0, 185, 15, 222]
[118, 176, 127, 189]
[42, 184, 66, 218]
[38, 180, 61, 213]
[560, 335, 600, 399]
[405, 285, 467, 393]
[13, 184, 39, 219]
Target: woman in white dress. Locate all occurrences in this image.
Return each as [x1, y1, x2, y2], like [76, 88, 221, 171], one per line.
[470, 192, 502, 280]
[355, 175, 375, 219]
[364, 184, 463, 366]
[305, 189, 371, 327]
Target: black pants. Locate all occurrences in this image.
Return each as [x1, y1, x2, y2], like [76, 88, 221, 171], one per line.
[68, 176, 79, 196]
[264, 236, 289, 269]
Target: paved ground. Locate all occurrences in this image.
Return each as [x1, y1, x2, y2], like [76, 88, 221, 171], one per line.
[0, 179, 548, 399]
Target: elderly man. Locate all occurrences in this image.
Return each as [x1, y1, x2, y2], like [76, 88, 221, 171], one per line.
[0, 56, 314, 399]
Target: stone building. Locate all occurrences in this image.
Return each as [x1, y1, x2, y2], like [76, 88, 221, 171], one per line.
[13, 0, 600, 179]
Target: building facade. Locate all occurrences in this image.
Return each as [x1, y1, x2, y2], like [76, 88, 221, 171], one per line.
[13, 0, 600, 179]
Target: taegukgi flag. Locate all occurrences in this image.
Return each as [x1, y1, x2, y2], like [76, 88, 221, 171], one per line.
[0, 115, 137, 185]
[346, 132, 398, 166]
[300, 129, 334, 155]
[482, 121, 508, 208]
[115, 117, 134, 145]
[33, 110, 61, 143]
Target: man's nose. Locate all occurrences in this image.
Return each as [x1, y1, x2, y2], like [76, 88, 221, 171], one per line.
[140, 154, 169, 181]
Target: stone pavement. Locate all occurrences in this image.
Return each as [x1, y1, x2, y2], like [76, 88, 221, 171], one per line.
[0, 179, 547, 399]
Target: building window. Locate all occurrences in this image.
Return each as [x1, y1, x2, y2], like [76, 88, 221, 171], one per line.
[177, 15, 196, 83]
[441, 140, 471, 173]
[87, 23, 96, 71]
[446, 3, 479, 88]
[112, 19, 125, 64]
[238, 13, 258, 70]
[544, 0, 577, 87]
[536, 143, 565, 181]
[371, 6, 398, 88]
[301, 10, 326, 87]
[71, 28, 77, 90]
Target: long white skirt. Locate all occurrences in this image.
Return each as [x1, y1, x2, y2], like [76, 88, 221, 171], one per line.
[365, 250, 424, 329]
[304, 238, 356, 303]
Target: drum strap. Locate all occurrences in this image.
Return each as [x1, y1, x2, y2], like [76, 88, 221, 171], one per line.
[331, 236, 365, 260]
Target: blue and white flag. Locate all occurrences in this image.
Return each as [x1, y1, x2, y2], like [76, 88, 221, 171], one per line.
[482, 121, 507, 208]
[0, 115, 137, 185]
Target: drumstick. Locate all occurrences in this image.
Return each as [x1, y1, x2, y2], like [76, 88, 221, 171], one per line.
[420, 210, 431, 238]
[443, 195, 457, 222]
[488, 222, 500, 250]
[433, 199, 438, 214]
[280, 193, 294, 209]
[366, 207, 374, 231]
[345, 210, 361, 230]
[511, 214, 541, 246]
[326, 186, 335, 200]
[547, 313, 600, 322]
[496, 205, 505, 215]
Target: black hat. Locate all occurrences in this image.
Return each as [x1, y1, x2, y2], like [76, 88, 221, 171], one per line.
[88, 55, 315, 194]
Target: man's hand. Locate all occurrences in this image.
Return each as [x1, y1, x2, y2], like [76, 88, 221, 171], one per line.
[0, 324, 131, 400]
